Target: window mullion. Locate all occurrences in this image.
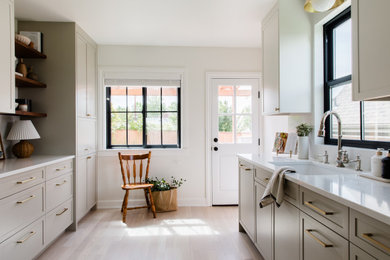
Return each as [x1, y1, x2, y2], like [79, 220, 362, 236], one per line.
[126, 87, 128, 146]
[142, 87, 147, 148]
[160, 88, 163, 146]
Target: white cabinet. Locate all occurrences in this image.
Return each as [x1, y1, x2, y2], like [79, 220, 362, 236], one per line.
[352, 0, 390, 101]
[262, 0, 311, 115]
[255, 182, 273, 260]
[0, 0, 15, 113]
[76, 33, 97, 118]
[76, 154, 96, 222]
[239, 165, 255, 241]
[77, 117, 97, 156]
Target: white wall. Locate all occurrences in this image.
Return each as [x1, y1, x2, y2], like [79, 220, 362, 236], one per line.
[97, 45, 261, 208]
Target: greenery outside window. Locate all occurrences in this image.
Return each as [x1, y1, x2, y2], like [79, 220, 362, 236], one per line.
[324, 8, 390, 149]
[106, 83, 181, 149]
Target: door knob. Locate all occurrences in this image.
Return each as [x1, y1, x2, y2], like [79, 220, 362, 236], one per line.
[213, 147, 218, 151]
[213, 138, 218, 143]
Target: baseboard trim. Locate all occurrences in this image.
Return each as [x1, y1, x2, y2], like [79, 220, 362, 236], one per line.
[97, 197, 208, 209]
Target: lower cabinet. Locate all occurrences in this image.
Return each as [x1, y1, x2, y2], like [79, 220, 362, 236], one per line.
[76, 154, 97, 222]
[274, 200, 300, 260]
[350, 243, 377, 260]
[255, 182, 273, 260]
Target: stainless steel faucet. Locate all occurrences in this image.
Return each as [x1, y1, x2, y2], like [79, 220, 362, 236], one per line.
[318, 110, 346, 167]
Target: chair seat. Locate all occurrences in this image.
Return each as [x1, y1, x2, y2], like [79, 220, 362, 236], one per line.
[121, 183, 154, 190]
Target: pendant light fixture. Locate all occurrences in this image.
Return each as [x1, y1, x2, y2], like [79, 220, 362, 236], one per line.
[304, 0, 345, 13]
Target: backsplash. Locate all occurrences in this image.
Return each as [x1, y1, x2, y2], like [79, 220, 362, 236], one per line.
[0, 115, 17, 158]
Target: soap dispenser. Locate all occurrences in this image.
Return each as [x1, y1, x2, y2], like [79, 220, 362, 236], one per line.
[371, 148, 385, 177]
[382, 150, 390, 179]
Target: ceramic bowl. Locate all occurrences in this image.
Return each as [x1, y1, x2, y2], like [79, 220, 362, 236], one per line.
[15, 34, 31, 45]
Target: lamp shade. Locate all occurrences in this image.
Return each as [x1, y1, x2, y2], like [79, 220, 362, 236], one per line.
[304, 0, 344, 13]
[7, 120, 40, 140]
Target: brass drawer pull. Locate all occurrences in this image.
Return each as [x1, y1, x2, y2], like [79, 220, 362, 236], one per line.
[87, 156, 92, 159]
[362, 233, 390, 253]
[56, 166, 67, 172]
[17, 195, 36, 204]
[305, 229, 333, 248]
[56, 208, 69, 216]
[244, 168, 252, 171]
[274, 107, 280, 112]
[264, 177, 270, 181]
[17, 231, 36, 244]
[56, 180, 67, 186]
[84, 148, 89, 151]
[304, 201, 333, 215]
[86, 113, 91, 116]
[16, 176, 36, 184]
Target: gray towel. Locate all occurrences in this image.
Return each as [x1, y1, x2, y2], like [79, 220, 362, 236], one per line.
[259, 166, 295, 208]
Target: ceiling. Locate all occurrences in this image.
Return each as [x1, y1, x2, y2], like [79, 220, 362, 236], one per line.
[15, 0, 276, 48]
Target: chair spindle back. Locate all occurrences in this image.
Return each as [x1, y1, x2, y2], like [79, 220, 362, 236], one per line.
[118, 152, 151, 185]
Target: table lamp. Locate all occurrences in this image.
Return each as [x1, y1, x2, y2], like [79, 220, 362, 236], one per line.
[7, 120, 40, 158]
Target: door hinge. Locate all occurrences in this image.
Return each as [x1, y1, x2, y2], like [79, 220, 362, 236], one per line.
[258, 138, 261, 146]
[258, 91, 261, 99]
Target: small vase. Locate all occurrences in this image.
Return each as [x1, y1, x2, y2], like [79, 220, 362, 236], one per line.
[16, 58, 28, 77]
[298, 136, 309, 159]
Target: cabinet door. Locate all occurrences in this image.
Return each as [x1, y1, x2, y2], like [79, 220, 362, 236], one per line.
[86, 43, 96, 118]
[352, 0, 390, 100]
[239, 166, 255, 240]
[0, 0, 15, 113]
[76, 156, 87, 221]
[77, 117, 96, 156]
[262, 7, 280, 114]
[350, 243, 376, 260]
[301, 212, 348, 260]
[76, 35, 87, 117]
[86, 154, 96, 210]
[274, 201, 300, 260]
[255, 182, 273, 260]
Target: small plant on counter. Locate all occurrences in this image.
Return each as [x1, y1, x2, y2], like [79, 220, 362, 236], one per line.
[296, 123, 313, 137]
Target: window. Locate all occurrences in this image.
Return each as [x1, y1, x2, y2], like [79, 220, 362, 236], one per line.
[106, 80, 181, 149]
[324, 8, 390, 149]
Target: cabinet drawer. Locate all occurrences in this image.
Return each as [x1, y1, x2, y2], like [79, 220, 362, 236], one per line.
[300, 187, 349, 238]
[301, 212, 348, 260]
[0, 217, 44, 260]
[0, 168, 44, 199]
[350, 243, 377, 260]
[46, 172, 72, 211]
[255, 167, 272, 186]
[46, 160, 73, 180]
[45, 199, 73, 245]
[350, 209, 390, 259]
[0, 184, 44, 241]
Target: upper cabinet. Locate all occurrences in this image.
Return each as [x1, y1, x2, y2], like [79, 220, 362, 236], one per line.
[262, 0, 312, 115]
[76, 32, 97, 118]
[0, 0, 15, 113]
[352, 0, 390, 101]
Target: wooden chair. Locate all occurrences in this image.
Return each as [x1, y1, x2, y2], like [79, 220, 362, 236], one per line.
[118, 152, 156, 223]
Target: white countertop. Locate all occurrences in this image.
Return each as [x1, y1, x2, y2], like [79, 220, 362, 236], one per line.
[238, 153, 390, 226]
[0, 155, 75, 179]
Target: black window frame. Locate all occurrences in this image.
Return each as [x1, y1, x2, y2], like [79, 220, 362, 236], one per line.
[324, 7, 390, 149]
[106, 86, 181, 149]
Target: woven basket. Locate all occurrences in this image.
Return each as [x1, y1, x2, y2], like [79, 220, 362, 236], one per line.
[151, 188, 178, 212]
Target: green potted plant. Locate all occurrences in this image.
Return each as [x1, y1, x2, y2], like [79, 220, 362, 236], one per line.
[146, 176, 186, 212]
[296, 123, 313, 159]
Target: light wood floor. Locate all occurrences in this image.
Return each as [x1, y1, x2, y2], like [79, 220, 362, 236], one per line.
[37, 206, 263, 260]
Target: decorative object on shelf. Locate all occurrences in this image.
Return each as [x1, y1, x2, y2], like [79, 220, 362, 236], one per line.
[16, 58, 28, 77]
[0, 133, 5, 160]
[371, 148, 385, 177]
[273, 132, 288, 154]
[7, 120, 40, 158]
[27, 66, 39, 81]
[146, 177, 186, 212]
[304, 0, 344, 13]
[15, 34, 31, 46]
[296, 123, 313, 159]
[16, 99, 32, 112]
[382, 150, 390, 179]
[20, 31, 42, 52]
[284, 133, 298, 155]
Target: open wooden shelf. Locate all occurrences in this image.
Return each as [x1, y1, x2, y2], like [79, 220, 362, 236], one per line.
[15, 40, 47, 59]
[15, 75, 46, 88]
[0, 111, 47, 118]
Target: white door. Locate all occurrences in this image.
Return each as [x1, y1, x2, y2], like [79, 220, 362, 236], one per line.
[211, 78, 260, 205]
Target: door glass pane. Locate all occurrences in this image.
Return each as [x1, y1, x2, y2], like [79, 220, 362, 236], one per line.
[111, 113, 126, 145]
[110, 86, 126, 112]
[146, 113, 161, 145]
[333, 19, 352, 79]
[330, 82, 360, 140]
[236, 115, 252, 143]
[162, 87, 178, 111]
[218, 115, 233, 144]
[147, 87, 161, 111]
[127, 87, 143, 112]
[363, 101, 390, 142]
[128, 113, 143, 145]
[162, 112, 178, 145]
[218, 86, 233, 114]
[236, 85, 252, 114]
